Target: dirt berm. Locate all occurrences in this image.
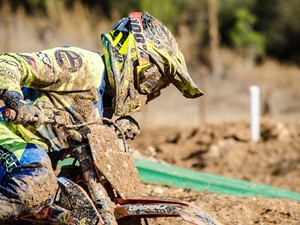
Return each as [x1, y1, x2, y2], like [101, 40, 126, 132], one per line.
[129, 117, 300, 225]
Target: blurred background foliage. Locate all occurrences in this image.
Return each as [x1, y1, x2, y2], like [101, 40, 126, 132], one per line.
[1, 0, 300, 124]
[0, 0, 300, 64]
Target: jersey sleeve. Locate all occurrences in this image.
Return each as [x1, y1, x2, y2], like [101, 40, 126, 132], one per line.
[0, 54, 24, 97]
[0, 47, 104, 97]
[29, 47, 104, 93]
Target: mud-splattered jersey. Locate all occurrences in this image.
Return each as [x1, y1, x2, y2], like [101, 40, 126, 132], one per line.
[0, 46, 106, 151]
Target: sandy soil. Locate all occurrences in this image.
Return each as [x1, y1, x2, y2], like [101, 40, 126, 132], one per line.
[129, 117, 300, 224]
[140, 183, 299, 225]
[122, 57, 300, 224]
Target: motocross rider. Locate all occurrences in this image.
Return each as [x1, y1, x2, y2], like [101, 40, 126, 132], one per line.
[0, 12, 203, 223]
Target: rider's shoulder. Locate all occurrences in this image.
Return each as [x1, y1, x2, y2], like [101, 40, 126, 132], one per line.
[48, 46, 100, 55]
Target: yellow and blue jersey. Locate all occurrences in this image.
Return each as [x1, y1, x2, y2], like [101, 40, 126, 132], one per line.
[0, 46, 107, 179]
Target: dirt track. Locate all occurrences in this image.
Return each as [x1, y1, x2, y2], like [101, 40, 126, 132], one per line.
[130, 117, 300, 224]
[1, 6, 299, 224]
[140, 183, 299, 225]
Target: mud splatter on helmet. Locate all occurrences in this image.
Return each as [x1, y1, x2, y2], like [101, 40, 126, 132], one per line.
[102, 12, 203, 116]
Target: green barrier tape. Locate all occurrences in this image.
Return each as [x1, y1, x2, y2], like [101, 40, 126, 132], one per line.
[134, 158, 300, 202]
[57, 158, 300, 201]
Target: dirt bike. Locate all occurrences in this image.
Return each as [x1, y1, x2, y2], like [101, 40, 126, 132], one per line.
[4, 108, 221, 225]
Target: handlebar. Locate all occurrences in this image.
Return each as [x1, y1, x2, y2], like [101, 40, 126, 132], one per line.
[3, 108, 55, 124]
[4, 107, 85, 145]
[3, 107, 130, 151]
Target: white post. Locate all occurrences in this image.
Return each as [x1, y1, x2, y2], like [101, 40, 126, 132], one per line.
[249, 85, 260, 142]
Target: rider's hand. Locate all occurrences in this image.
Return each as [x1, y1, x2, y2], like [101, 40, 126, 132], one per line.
[14, 103, 41, 125]
[115, 116, 140, 140]
[1, 91, 41, 125]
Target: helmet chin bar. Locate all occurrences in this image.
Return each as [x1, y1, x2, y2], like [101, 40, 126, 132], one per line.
[146, 90, 161, 103]
[138, 63, 167, 95]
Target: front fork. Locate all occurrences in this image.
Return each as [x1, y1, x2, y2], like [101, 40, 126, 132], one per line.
[75, 145, 118, 225]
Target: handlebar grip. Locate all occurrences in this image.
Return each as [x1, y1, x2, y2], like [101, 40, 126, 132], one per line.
[3, 108, 40, 123]
[3, 108, 17, 120]
[4, 107, 67, 125]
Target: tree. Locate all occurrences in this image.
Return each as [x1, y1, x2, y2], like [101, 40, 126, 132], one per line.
[229, 8, 265, 60]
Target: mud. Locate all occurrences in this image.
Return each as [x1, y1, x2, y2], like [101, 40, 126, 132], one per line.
[129, 117, 300, 224]
[88, 124, 141, 198]
[140, 183, 300, 225]
[16, 164, 57, 217]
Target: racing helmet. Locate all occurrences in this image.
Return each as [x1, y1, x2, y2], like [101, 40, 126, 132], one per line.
[102, 12, 203, 116]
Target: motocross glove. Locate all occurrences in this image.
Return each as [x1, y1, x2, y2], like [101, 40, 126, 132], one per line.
[1, 91, 41, 125]
[115, 116, 140, 140]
